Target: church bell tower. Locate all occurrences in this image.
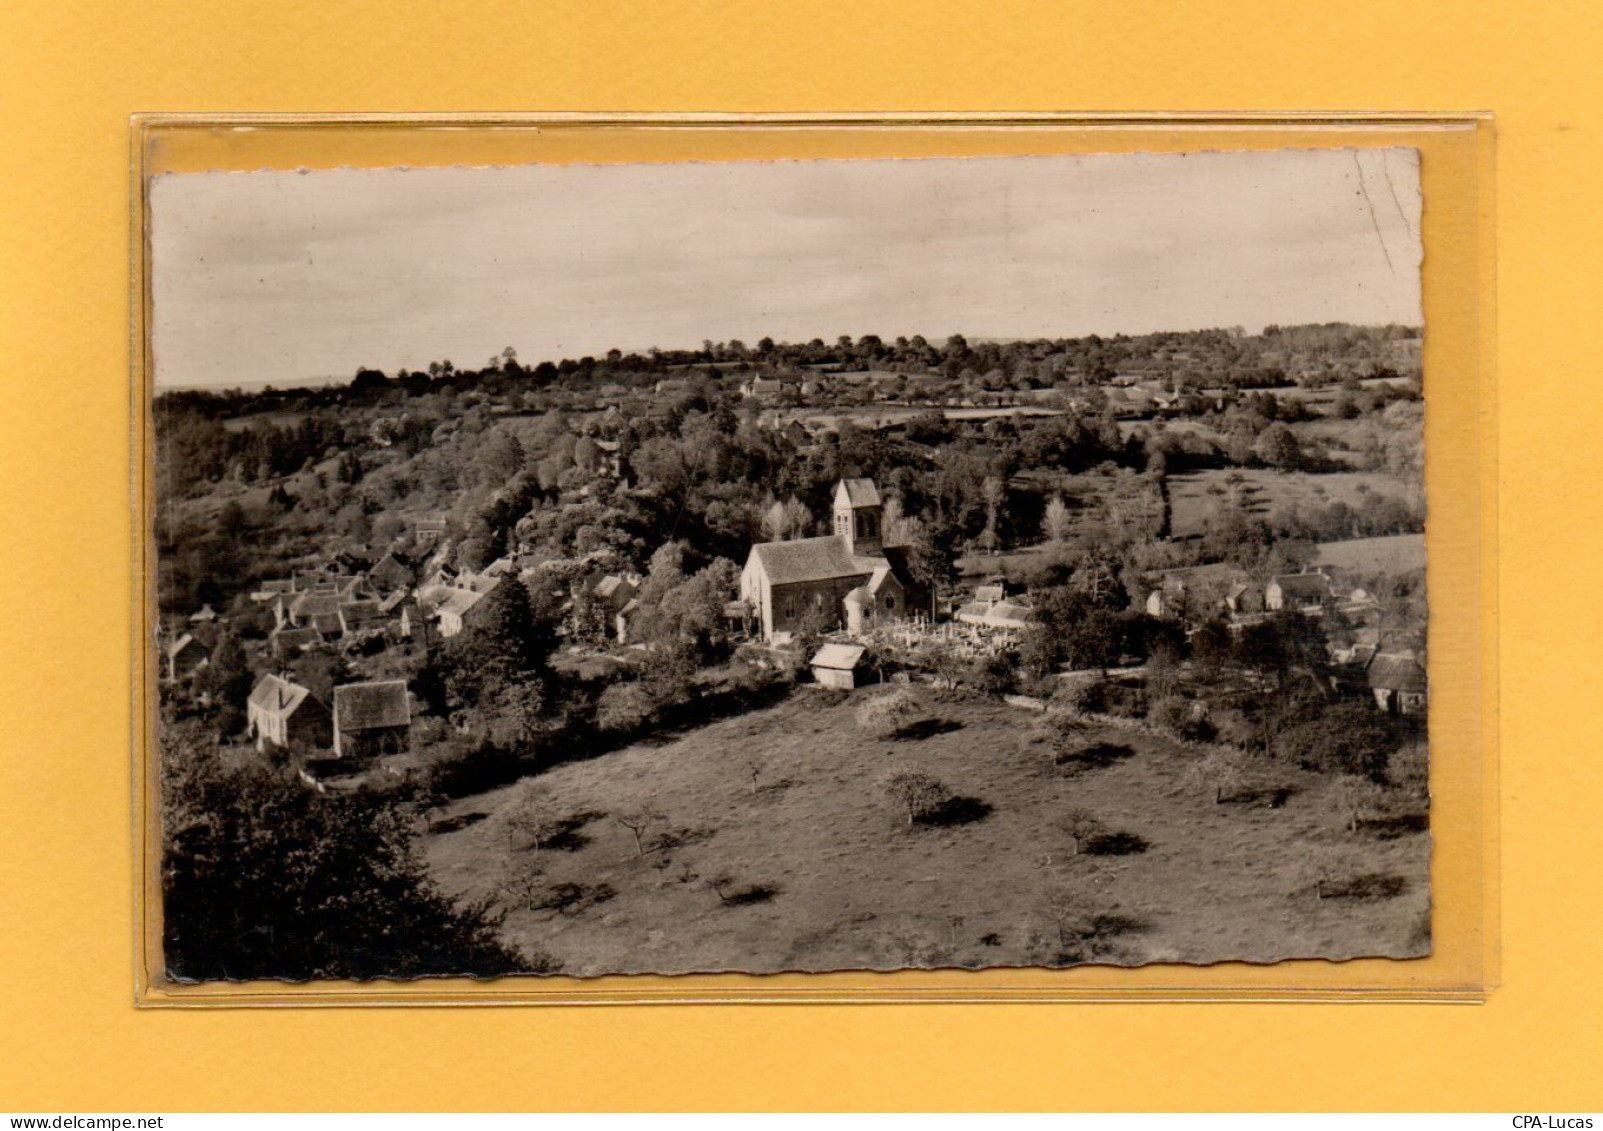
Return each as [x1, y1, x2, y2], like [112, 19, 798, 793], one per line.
[833, 478, 884, 557]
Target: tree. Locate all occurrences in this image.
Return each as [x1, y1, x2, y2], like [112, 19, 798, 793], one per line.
[781, 496, 811, 540]
[1145, 640, 1182, 702]
[615, 810, 665, 856]
[1059, 808, 1104, 856]
[1330, 773, 1388, 833]
[160, 723, 536, 980]
[1183, 748, 1249, 804]
[1254, 423, 1303, 470]
[907, 516, 960, 617]
[1042, 494, 1073, 544]
[761, 499, 789, 542]
[200, 632, 252, 735]
[442, 577, 556, 704]
[502, 780, 566, 850]
[879, 768, 952, 826]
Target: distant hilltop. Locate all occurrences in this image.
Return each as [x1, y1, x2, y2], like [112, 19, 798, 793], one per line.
[154, 323, 1421, 401]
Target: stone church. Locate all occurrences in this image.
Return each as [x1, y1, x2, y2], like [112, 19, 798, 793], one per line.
[740, 478, 924, 642]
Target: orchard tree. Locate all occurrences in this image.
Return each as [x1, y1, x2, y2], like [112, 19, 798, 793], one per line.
[879, 768, 952, 827]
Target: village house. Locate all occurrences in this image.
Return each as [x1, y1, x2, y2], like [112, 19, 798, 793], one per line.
[592, 438, 623, 478]
[365, 551, 414, 594]
[330, 546, 376, 574]
[163, 633, 209, 683]
[284, 590, 348, 636]
[1366, 652, 1428, 716]
[251, 578, 297, 603]
[332, 680, 412, 759]
[741, 376, 784, 400]
[593, 572, 641, 617]
[1266, 571, 1334, 612]
[189, 604, 219, 624]
[1224, 580, 1266, 617]
[246, 674, 331, 752]
[740, 478, 923, 642]
[615, 596, 642, 644]
[268, 624, 323, 658]
[1145, 576, 1189, 619]
[337, 598, 387, 638]
[434, 586, 491, 639]
[414, 518, 447, 544]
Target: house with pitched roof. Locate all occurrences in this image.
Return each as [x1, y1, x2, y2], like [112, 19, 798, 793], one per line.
[246, 674, 331, 752]
[739, 478, 922, 642]
[163, 633, 210, 683]
[332, 680, 412, 759]
[741, 376, 785, 400]
[432, 577, 500, 638]
[366, 550, 414, 594]
[1266, 570, 1334, 612]
[1366, 652, 1428, 716]
[286, 590, 347, 637]
[268, 624, 324, 658]
[337, 598, 387, 637]
[593, 572, 641, 613]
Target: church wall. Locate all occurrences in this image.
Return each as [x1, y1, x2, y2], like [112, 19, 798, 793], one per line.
[768, 574, 872, 637]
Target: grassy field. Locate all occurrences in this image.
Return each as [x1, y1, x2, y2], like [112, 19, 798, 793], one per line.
[1314, 533, 1426, 575]
[1167, 468, 1403, 539]
[219, 410, 309, 433]
[424, 687, 1429, 976]
[782, 404, 1066, 432]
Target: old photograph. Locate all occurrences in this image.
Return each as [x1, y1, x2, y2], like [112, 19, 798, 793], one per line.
[149, 147, 1428, 982]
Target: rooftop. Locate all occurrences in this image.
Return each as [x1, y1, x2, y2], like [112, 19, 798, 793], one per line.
[334, 680, 412, 732]
[249, 673, 316, 717]
[836, 478, 882, 509]
[751, 535, 886, 586]
[812, 643, 867, 670]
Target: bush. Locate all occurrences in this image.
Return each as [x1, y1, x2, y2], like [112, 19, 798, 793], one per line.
[1032, 701, 1087, 754]
[1386, 739, 1429, 797]
[1051, 677, 1103, 716]
[418, 735, 523, 800]
[857, 687, 921, 738]
[1278, 701, 1400, 779]
[1101, 682, 1144, 718]
[596, 681, 659, 734]
[1147, 696, 1215, 743]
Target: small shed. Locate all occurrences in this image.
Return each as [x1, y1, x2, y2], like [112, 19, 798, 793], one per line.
[811, 642, 868, 690]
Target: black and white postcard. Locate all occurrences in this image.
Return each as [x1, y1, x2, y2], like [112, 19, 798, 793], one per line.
[150, 148, 1429, 980]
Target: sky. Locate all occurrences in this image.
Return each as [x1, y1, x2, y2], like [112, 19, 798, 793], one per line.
[149, 147, 1422, 390]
